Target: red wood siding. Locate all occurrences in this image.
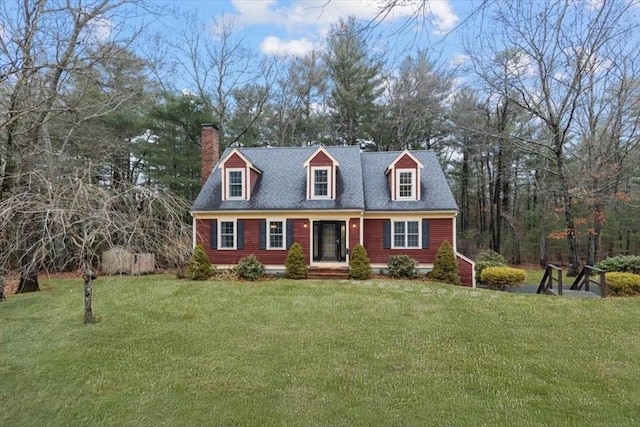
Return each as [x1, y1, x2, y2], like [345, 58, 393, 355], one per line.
[195, 218, 310, 266]
[249, 169, 259, 195]
[224, 153, 247, 168]
[348, 217, 361, 253]
[309, 151, 334, 166]
[363, 218, 453, 264]
[456, 255, 474, 287]
[395, 154, 418, 169]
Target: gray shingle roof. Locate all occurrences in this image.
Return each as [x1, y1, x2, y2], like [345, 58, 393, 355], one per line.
[191, 146, 457, 212]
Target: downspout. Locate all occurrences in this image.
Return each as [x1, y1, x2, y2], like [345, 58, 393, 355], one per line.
[359, 211, 364, 245]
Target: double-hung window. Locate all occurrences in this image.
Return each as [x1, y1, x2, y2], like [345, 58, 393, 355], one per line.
[393, 220, 420, 248]
[396, 169, 416, 200]
[312, 167, 329, 198]
[268, 220, 284, 249]
[227, 169, 244, 199]
[219, 220, 236, 249]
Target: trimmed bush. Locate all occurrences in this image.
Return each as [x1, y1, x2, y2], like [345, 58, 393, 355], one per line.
[236, 254, 265, 281]
[605, 272, 640, 296]
[480, 266, 526, 290]
[430, 240, 462, 286]
[285, 242, 308, 279]
[475, 250, 508, 283]
[388, 254, 418, 279]
[349, 243, 372, 280]
[596, 255, 640, 274]
[187, 244, 212, 281]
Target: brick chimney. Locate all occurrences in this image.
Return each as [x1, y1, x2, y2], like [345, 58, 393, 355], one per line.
[201, 123, 219, 185]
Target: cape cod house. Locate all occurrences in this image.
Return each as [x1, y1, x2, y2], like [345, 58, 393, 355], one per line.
[191, 124, 475, 287]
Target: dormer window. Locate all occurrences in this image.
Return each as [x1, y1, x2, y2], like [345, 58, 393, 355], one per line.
[218, 149, 261, 202]
[312, 167, 330, 198]
[226, 168, 245, 199]
[304, 147, 339, 200]
[397, 169, 416, 200]
[386, 150, 423, 201]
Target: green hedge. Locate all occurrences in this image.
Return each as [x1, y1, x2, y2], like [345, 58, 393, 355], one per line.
[596, 255, 640, 274]
[475, 250, 507, 283]
[480, 266, 526, 290]
[606, 272, 640, 296]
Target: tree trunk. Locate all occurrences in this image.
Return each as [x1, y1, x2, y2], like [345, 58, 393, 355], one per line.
[83, 268, 97, 324]
[16, 270, 39, 293]
[0, 268, 5, 301]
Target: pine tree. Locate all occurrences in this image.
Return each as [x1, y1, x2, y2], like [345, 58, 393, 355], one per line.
[285, 242, 308, 279]
[349, 243, 372, 280]
[430, 241, 462, 286]
[188, 244, 212, 280]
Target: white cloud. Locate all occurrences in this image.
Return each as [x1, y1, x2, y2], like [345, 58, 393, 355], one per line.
[87, 16, 113, 42]
[260, 36, 314, 56]
[230, 0, 459, 54]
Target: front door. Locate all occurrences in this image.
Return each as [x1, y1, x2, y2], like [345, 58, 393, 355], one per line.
[313, 221, 346, 262]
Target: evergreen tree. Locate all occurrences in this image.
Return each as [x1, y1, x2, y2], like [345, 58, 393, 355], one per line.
[323, 16, 384, 146]
[431, 241, 462, 286]
[349, 243, 372, 280]
[285, 243, 308, 279]
[146, 92, 214, 200]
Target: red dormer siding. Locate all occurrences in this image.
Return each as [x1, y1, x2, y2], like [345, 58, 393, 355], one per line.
[224, 152, 246, 168]
[309, 150, 334, 166]
[306, 148, 338, 200]
[387, 151, 423, 201]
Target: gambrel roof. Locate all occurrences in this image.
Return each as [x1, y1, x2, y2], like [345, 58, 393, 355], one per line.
[191, 145, 457, 212]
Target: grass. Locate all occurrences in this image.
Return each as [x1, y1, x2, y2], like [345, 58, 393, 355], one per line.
[1, 275, 638, 426]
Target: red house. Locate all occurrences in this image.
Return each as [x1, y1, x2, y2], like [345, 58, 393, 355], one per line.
[191, 124, 475, 287]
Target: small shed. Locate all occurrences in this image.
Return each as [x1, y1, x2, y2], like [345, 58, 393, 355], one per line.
[101, 247, 155, 275]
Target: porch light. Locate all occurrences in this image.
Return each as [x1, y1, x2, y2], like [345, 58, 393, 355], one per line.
[352, 223, 357, 228]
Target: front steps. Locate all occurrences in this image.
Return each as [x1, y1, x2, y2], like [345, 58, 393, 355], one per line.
[308, 266, 350, 279]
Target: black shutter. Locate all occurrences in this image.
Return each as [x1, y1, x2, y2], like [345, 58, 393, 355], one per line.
[383, 220, 391, 249]
[259, 220, 266, 250]
[286, 219, 294, 249]
[210, 219, 217, 249]
[422, 219, 430, 249]
[237, 220, 244, 250]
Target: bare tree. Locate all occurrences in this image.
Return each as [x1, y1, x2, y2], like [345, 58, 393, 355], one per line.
[0, 168, 192, 321]
[169, 12, 281, 148]
[463, 0, 640, 274]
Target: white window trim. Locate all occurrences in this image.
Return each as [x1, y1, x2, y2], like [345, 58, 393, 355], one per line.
[396, 168, 416, 200]
[310, 166, 332, 199]
[267, 219, 286, 250]
[225, 168, 245, 200]
[218, 219, 237, 250]
[391, 219, 421, 249]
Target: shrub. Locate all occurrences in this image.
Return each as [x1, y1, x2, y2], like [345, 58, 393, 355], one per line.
[430, 240, 462, 286]
[187, 244, 212, 281]
[349, 243, 372, 280]
[236, 254, 265, 281]
[388, 254, 418, 279]
[605, 272, 640, 296]
[285, 242, 308, 279]
[596, 255, 640, 274]
[475, 250, 508, 283]
[480, 266, 526, 290]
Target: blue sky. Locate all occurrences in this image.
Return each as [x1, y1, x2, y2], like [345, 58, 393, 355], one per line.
[167, 0, 477, 62]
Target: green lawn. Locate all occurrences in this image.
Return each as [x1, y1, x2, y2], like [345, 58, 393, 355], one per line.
[1, 275, 638, 426]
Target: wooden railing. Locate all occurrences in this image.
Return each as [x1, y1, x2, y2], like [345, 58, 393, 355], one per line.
[537, 264, 563, 295]
[570, 266, 607, 298]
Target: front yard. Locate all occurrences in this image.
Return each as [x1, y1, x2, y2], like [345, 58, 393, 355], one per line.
[1, 275, 638, 426]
